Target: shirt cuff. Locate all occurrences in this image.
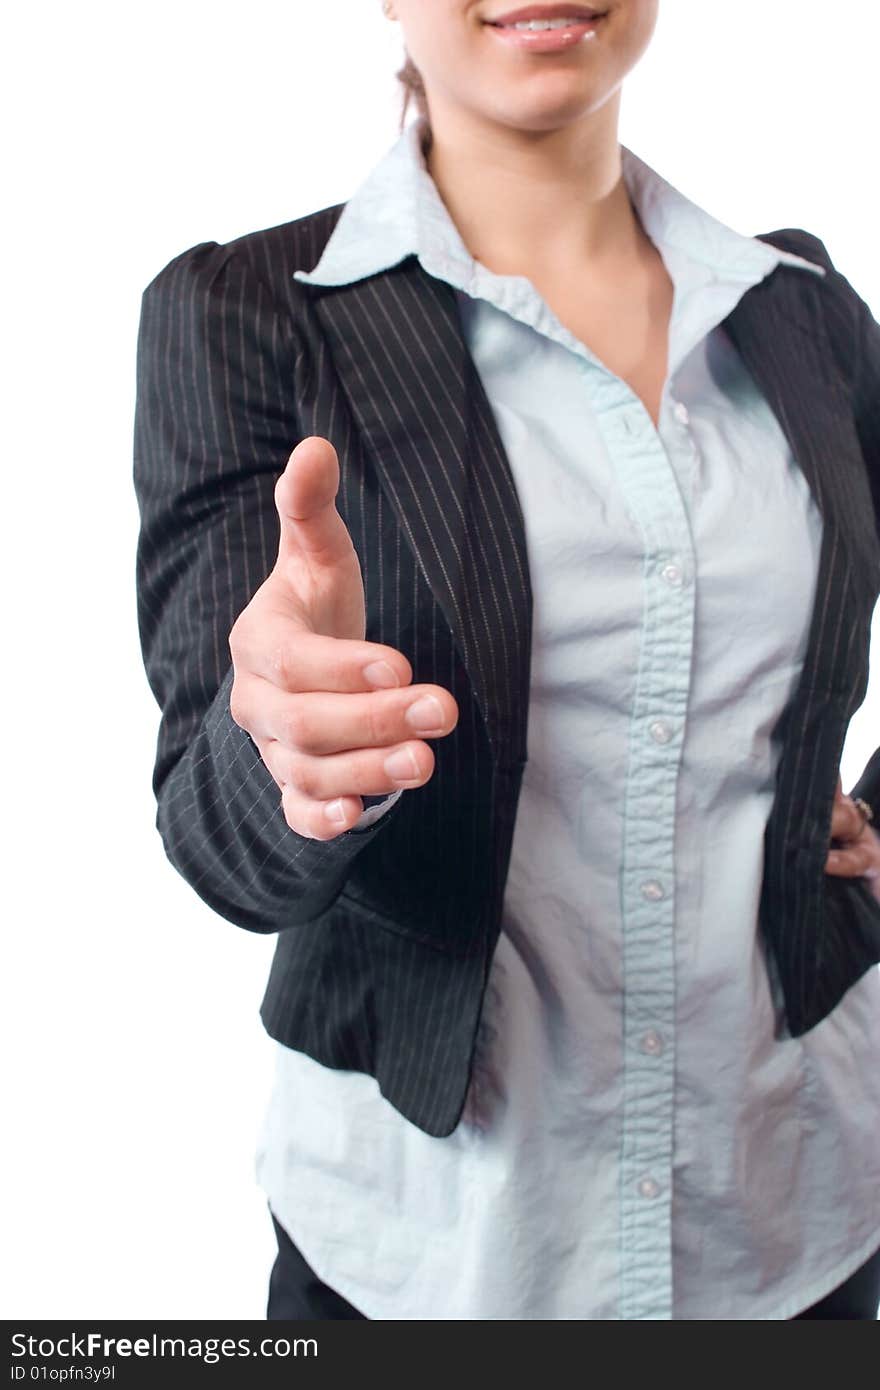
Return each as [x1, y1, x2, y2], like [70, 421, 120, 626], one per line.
[352, 788, 406, 831]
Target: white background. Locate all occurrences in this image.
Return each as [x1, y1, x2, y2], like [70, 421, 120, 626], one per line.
[2, 1, 878, 1319]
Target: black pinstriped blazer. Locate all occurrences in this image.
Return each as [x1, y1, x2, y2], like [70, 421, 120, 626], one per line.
[133, 205, 880, 1138]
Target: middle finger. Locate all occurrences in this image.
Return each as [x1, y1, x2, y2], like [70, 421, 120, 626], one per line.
[252, 681, 457, 752]
[825, 834, 877, 877]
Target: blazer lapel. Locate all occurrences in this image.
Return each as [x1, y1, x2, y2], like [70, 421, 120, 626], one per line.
[307, 257, 533, 769]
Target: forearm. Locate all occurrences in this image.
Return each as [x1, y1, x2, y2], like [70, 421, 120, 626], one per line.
[814, 242, 880, 822]
[156, 665, 405, 932]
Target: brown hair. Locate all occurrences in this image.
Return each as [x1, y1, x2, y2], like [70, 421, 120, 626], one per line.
[396, 50, 430, 133]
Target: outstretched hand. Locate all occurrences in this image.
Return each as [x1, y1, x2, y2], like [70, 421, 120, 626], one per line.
[228, 436, 458, 841]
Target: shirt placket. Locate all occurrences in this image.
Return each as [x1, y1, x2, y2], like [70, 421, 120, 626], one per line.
[589, 371, 696, 1321]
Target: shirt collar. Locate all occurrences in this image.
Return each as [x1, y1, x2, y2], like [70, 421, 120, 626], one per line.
[293, 115, 826, 293]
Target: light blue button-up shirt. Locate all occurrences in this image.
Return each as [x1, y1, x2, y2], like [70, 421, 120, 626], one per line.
[255, 116, 880, 1319]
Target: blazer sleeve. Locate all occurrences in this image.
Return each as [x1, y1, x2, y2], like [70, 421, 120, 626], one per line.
[848, 283, 880, 816]
[813, 234, 880, 815]
[132, 240, 404, 934]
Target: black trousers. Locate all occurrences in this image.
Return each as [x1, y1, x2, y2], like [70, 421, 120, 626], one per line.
[266, 1205, 880, 1321]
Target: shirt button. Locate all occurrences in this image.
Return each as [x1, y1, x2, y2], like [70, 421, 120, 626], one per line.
[640, 879, 665, 901]
[649, 719, 673, 744]
[672, 400, 690, 425]
[660, 561, 683, 586]
[638, 1176, 661, 1199]
[640, 1030, 664, 1055]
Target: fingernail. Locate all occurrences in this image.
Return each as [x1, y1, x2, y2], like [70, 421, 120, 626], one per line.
[384, 747, 420, 781]
[326, 798, 347, 823]
[363, 660, 400, 688]
[406, 695, 444, 731]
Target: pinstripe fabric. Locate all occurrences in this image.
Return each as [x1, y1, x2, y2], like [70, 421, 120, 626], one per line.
[133, 198, 880, 1138]
[721, 259, 880, 1029]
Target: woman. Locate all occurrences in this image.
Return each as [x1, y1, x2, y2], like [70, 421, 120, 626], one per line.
[133, 1, 880, 1319]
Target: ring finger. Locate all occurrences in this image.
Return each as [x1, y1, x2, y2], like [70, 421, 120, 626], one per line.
[259, 733, 434, 800]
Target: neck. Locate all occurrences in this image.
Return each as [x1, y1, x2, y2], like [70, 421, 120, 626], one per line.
[421, 97, 644, 279]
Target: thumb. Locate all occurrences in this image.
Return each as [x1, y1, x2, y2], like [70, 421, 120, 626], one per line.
[274, 436, 357, 571]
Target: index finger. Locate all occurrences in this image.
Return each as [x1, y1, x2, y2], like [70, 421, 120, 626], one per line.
[829, 786, 869, 844]
[231, 612, 414, 693]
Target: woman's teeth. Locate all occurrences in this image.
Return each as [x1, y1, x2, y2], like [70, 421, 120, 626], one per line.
[505, 18, 587, 28]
